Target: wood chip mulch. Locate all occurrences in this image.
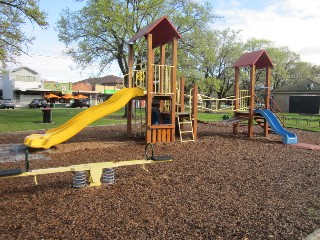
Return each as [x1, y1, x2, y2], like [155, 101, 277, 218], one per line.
[0, 124, 319, 240]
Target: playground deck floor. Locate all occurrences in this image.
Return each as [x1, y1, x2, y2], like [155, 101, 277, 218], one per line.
[0, 124, 319, 240]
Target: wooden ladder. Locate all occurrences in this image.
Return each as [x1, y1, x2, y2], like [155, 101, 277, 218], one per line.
[177, 113, 195, 143]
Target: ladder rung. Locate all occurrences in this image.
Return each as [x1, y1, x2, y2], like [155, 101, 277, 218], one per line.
[181, 131, 193, 133]
[179, 122, 192, 124]
[181, 140, 195, 142]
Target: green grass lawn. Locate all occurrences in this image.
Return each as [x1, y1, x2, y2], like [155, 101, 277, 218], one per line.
[0, 108, 127, 133]
[0, 108, 319, 133]
[280, 113, 320, 131]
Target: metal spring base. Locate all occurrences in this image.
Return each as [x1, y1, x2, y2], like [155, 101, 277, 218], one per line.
[72, 171, 87, 188]
[101, 168, 115, 184]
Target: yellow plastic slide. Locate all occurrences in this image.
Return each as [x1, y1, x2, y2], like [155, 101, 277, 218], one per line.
[24, 87, 144, 149]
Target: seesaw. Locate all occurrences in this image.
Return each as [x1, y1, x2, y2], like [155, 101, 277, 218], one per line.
[0, 144, 173, 188]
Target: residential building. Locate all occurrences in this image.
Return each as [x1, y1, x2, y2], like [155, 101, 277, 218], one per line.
[272, 79, 320, 114]
[1, 67, 51, 107]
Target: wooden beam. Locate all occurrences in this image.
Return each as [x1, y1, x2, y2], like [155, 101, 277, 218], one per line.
[170, 37, 178, 142]
[127, 44, 134, 136]
[159, 44, 166, 111]
[128, 44, 134, 88]
[146, 33, 154, 143]
[127, 100, 132, 136]
[192, 84, 198, 140]
[248, 65, 256, 138]
[264, 66, 272, 137]
[233, 67, 240, 134]
[234, 67, 240, 112]
[179, 76, 185, 112]
[160, 44, 166, 93]
[149, 124, 174, 129]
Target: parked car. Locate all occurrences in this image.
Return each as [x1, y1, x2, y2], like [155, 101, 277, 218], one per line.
[29, 99, 48, 108]
[71, 99, 90, 108]
[0, 99, 15, 109]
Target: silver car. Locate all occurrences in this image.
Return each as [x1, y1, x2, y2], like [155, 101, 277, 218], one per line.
[0, 99, 15, 109]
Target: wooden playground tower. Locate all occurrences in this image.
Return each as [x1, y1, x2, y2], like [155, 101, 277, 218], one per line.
[233, 50, 274, 139]
[126, 16, 198, 143]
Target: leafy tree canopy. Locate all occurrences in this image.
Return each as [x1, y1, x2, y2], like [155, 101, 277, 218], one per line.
[0, 0, 48, 69]
[57, 0, 217, 76]
[180, 28, 242, 98]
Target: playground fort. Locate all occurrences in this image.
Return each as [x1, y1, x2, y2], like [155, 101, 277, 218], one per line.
[22, 16, 296, 149]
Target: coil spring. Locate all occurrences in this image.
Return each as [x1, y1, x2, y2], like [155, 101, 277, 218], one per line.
[101, 168, 115, 184]
[72, 171, 87, 188]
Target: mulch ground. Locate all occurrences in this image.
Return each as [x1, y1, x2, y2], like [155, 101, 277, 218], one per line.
[0, 123, 319, 239]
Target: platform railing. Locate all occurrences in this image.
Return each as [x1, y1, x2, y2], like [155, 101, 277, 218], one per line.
[188, 90, 250, 113]
[152, 64, 174, 95]
[124, 64, 175, 95]
[123, 63, 147, 90]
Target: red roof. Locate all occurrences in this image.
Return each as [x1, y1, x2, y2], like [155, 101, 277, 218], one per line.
[127, 16, 181, 48]
[233, 50, 273, 68]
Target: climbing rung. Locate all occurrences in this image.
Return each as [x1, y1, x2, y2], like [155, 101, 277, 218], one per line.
[181, 131, 193, 134]
[179, 121, 192, 124]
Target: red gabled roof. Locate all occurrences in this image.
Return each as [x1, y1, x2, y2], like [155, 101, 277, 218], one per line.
[233, 50, 273, 69]
[127, 16, 181, 48]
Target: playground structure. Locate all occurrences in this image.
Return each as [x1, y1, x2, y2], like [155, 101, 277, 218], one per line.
[23, 16, 198, 149]
[125, 16, 198, 143]
[192, 50, 297, 144]
[0, 144, 172, 188]
[229, 50, 297, 144]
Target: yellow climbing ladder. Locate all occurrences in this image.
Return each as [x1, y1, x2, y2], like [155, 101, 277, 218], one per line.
[177, 112, 194, 143]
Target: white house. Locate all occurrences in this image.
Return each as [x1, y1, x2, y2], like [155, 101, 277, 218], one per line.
[1, 67, 50, 107]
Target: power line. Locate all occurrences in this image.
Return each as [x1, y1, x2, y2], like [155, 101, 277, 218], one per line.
[23, 53, 70, 60]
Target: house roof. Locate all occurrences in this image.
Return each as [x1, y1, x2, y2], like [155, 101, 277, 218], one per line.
[127, 16, 181, 48]
[78, 75, 123, 85]
[272, 79, 320, 92]
[11, 66, 38, 75]
[233, 50, 273, 69]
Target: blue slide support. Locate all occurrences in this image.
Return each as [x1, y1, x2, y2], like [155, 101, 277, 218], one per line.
[254, 109, 298, 144]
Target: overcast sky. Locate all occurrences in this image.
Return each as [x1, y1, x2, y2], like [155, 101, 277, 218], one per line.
[10, 0, 320, 82]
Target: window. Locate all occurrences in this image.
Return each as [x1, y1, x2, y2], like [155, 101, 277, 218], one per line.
[15, 75, 36, 82]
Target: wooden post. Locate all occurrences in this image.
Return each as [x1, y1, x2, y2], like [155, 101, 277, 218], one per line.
[248, 65, 256, 138]
[127, 101, 133, 137]
[170, 37, 177, 142]
[159, 44, 166, 111]
[128, 44, 134, 88]
[179, 76, 185, 112]
[127, 44, 134, 136]
[264, 66, 271, 137]
[233, 67, 240, 134]
[192, 84, 198, 140]
[146, 33, 153, 143]
[160, 44, 166, 93]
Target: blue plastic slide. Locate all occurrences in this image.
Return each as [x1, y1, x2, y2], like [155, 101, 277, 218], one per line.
[254, 109, 298, 144]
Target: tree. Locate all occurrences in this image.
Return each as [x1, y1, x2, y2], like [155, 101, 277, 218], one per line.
[0, 0, 48, 69]
[180, 28, 242, 99]
[267, 46, 300, 89]
[56, 0, 217, 82]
